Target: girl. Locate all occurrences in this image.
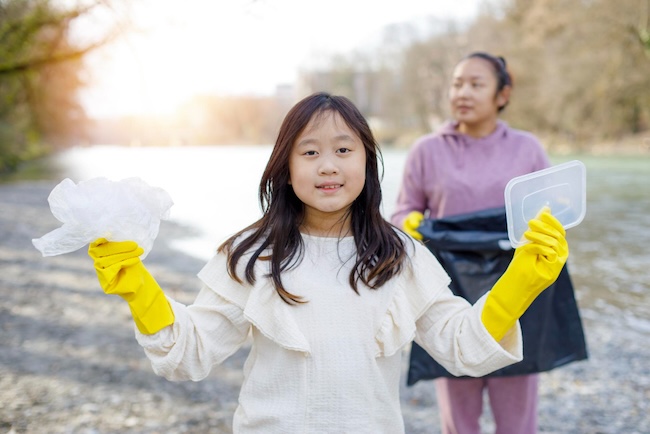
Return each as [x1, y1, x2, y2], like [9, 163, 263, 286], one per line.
[89, 92, 568, 433]
[392, 53, 585, 434]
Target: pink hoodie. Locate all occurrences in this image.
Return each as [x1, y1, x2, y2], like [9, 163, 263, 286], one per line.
[391, 120, 549, 225]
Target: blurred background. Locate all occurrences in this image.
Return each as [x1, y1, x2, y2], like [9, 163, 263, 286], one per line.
[1, 0, 649, 433]
[1, 0, 649, 169]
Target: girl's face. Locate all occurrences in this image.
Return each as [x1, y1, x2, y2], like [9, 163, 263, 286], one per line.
[448, 57, 509, 133]
[289, 110, 366, 235]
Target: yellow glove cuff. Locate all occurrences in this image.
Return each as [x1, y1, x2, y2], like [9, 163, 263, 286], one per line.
[128, 282, 175, 334]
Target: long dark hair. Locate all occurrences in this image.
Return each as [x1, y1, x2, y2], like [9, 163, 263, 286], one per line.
[463, 52, 513, 112]
[218, 92, 408, 304]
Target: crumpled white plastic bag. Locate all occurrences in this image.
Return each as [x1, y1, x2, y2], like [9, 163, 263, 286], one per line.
[32, 177, 173, 259]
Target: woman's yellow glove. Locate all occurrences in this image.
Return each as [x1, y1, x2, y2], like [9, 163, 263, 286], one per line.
[481, 207, 568, 341]
[88, 238, 175, 334]
[403, 211, 424, 240]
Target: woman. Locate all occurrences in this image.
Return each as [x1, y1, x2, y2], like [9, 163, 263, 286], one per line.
[391, 53, 587, 434]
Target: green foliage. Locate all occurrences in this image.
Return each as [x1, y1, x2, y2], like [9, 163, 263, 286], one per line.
[0, 0, 120, 173]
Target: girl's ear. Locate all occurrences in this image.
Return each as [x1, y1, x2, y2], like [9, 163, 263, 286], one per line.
[496, 85, 511, 110]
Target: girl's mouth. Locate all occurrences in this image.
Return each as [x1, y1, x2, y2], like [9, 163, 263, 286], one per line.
[317, 184, 342, 191]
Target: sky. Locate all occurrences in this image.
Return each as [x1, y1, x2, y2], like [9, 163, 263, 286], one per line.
[79, 0, 482, 118]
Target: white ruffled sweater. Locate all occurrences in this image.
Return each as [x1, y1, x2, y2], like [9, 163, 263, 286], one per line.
[136, 233, 522, 433]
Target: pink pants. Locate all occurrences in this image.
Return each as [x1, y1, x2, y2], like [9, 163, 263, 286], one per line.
[435, 374, 538, 434]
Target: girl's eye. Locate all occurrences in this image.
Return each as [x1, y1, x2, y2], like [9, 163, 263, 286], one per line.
[304, 150, 318, 156]
[337, 147, 351, 154]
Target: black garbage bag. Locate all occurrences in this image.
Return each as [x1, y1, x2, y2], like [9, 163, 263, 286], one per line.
[407, 207, 588, 385]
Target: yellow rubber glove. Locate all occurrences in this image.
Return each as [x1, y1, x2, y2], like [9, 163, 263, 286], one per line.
[88, 238, 175, 334]
[403, 211, 424, 240]
[481, 207, 568, 341]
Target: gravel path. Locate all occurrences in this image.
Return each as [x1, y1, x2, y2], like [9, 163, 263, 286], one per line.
[1, 180, 648, 433]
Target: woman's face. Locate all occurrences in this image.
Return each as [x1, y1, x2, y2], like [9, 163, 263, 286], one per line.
[448, 57, 508, 129]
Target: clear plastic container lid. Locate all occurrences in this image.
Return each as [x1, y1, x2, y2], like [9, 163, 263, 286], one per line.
[504, 160, 586, 248]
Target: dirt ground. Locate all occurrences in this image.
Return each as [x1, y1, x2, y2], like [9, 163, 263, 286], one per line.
[1, 180, 649, 433]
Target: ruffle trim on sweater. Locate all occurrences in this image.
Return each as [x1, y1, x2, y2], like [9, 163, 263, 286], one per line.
[197, 252, 311, 354]
[374, 270, 451, 358]
[197, 236, 454, 359]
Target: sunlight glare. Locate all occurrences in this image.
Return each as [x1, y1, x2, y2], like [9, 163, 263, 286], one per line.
[80, 0, 481, 118]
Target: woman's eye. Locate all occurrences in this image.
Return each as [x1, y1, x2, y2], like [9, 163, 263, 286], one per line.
[304, 150, 318, 156]
[337, 147, 351, 154]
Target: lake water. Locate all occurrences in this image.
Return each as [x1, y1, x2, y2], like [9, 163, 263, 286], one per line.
[43, 145, 650, 325]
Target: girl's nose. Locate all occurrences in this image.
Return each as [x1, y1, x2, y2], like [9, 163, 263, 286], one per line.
[318, 156, 339, 175]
